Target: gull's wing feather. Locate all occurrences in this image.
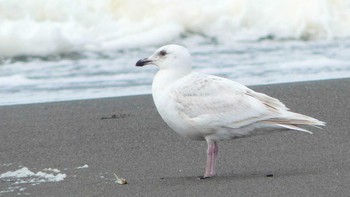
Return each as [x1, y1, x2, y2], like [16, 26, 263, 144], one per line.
[170, 73, 281, 129]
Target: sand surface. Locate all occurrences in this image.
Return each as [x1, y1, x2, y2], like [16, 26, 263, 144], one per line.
[1, 78, 349, 196]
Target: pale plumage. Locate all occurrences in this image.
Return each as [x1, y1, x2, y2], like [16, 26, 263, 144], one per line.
[136, 44, 325, 178]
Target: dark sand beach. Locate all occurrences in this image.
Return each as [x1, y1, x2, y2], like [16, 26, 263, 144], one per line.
[1, 78, 349, 196]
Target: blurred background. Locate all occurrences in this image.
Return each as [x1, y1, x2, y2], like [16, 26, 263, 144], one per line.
[1, 0, 350, 106]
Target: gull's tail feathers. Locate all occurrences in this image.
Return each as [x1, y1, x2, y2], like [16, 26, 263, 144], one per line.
[275, 124, 313, 134]
[263, 112, 326, 134]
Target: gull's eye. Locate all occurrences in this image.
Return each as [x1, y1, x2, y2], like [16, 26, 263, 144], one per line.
[159, 50, 167, 56]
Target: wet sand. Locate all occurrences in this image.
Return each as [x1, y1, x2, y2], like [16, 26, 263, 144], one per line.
[1, 78, 349, 196]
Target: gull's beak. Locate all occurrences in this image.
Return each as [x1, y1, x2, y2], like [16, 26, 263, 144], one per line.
[136, 58, 152, 67]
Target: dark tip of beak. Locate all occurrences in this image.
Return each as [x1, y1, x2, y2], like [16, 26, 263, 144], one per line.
[136, 58, 152, 67]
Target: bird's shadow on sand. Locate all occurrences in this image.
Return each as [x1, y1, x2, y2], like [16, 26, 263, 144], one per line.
[155, 167, 321, 186]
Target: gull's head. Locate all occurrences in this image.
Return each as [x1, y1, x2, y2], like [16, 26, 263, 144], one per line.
[136, 44, 192, 72]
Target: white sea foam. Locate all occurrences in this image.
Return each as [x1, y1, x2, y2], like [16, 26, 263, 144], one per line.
[1, 1, 350, 106]
[0, 167, 66, 183]
[0, 38, 350, 106]
[0, 0, 350, 57]
[0, 75, 36, 86]
[0, 167, 66, 195]
[76, 164, 89, 169]
[0, 167, 35, 178]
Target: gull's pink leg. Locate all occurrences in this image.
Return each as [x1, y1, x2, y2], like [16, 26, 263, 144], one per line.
[203, 141, 218, 178]
[210, 142, 218, 176]
[204, 143, 212, 178]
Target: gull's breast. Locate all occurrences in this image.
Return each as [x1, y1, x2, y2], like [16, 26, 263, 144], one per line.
[152, 87, 207, 141]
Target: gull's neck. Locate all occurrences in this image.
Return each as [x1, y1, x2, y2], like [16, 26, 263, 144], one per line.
[152, 68, 191, 92]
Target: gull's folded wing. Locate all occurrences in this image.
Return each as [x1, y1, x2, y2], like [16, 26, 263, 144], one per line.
[170, 73, 280, 129]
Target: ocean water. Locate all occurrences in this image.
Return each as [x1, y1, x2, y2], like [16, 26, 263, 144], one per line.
[1, 0, 350, 106]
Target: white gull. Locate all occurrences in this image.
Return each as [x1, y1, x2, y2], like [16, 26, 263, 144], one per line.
[136, 44, 325, 178]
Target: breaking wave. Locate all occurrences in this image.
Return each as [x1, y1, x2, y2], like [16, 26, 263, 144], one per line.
[1, 0, 350, 56]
